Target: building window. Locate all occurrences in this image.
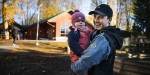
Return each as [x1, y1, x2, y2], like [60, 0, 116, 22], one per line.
[60, 22, 69, 36]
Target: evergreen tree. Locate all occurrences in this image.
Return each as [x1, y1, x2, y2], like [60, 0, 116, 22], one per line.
[133, 0, 150, 38]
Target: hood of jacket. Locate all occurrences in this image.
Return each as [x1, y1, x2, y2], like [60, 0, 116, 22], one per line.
[100, 26, 127, 49]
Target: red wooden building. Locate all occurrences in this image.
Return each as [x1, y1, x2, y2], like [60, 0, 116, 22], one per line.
[25, 20, 56, 40]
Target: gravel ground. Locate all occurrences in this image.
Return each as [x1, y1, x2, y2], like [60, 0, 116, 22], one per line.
[0, 40, 74, 75]
[0, 50, 73, 75]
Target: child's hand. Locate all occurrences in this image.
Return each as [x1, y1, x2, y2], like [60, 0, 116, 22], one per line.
[74, 28, 78, 31]
[70, 52, 79, 63]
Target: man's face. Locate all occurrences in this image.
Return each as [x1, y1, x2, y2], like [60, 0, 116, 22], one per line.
[74, 21, 86, 31]
[93, 14, 110, 30]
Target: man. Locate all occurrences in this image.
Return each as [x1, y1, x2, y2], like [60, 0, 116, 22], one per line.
[12, 27, 16, 46]
[71, 4, 126, 75]
[12, 26, 19, 48]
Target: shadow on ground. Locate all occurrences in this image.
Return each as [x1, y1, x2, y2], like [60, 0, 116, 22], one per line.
[0, 48, 73, 75]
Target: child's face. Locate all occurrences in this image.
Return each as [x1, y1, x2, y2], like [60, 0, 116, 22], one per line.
[74, 21, 86, 30]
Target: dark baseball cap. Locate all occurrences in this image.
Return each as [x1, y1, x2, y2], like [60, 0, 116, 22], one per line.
[89, 4, 113, 18]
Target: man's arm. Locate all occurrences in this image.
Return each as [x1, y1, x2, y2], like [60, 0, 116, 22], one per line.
[68, 31, 84, 56]
[71, 34, 111, 73]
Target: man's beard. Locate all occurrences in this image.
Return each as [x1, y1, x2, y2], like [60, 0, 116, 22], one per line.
[94, 21, 103, 30]
[94, 24, 104, 30]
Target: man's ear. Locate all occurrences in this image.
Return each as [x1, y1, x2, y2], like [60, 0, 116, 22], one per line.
[105, 16, 112, 21]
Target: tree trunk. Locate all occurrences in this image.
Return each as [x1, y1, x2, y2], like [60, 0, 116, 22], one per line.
[2, 0, 9, 39]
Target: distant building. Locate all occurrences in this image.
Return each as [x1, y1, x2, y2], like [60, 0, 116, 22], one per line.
[0, 24, 5, 39]
[21, 10, 93, 42]
[48, 10, 72, 41]
[0, 22, 23, 40]
[24, 10, 72, 41]
[25, 20, 56, 40]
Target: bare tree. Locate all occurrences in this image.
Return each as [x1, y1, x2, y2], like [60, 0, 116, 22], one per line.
[116, 0, 132, 30]
[58, 0, 76, 11]
[91, 0, 103, 9]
